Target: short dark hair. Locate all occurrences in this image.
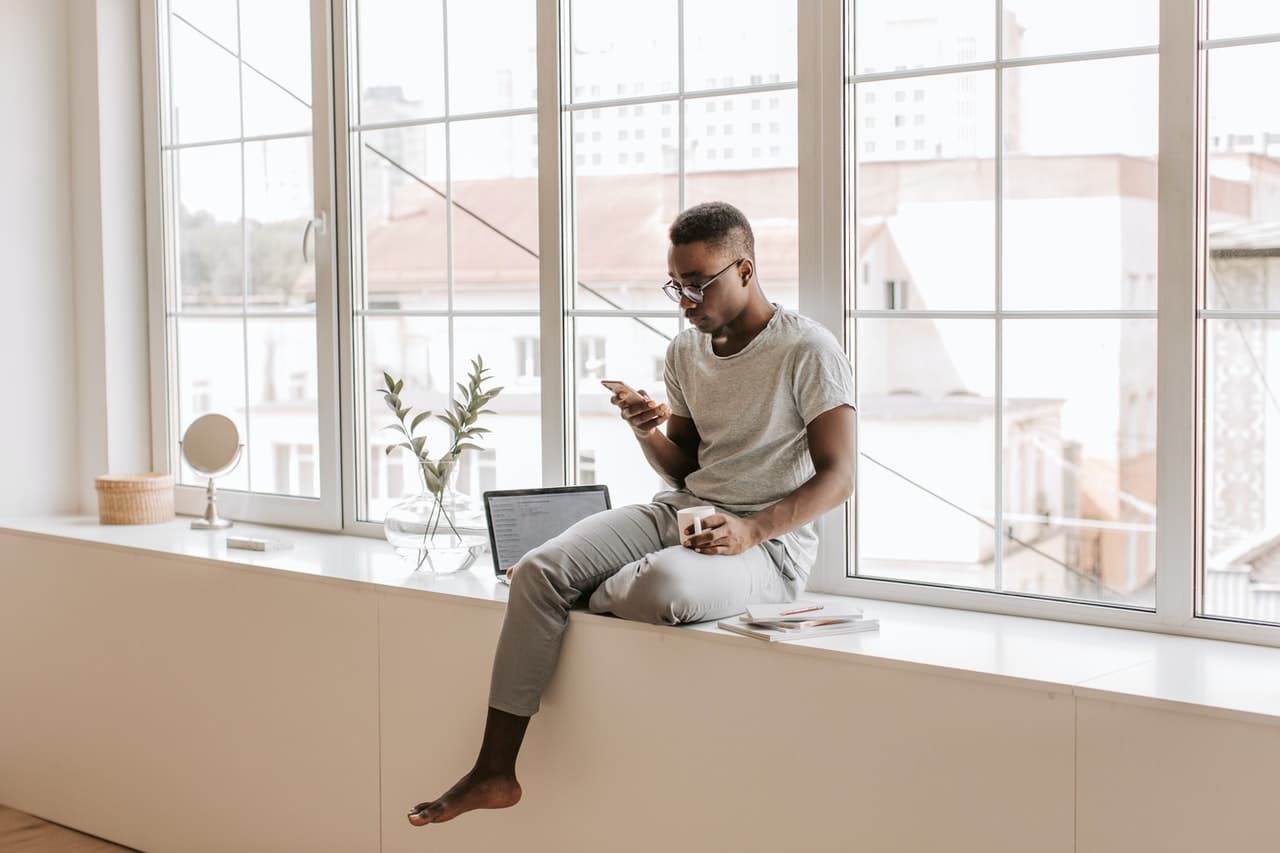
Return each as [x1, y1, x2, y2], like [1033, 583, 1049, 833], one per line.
[668, 201, 755, 261]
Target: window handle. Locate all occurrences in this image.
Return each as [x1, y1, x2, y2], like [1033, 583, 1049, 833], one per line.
[302, 213, 327, 263]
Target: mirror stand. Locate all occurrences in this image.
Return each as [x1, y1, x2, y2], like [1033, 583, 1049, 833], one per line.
[191, 475, 233, 530]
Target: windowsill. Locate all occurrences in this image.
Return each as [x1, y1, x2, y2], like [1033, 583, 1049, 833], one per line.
[4, 514, 1280, 727]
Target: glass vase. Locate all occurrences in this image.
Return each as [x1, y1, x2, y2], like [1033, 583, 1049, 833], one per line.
[383, 464, 487, 574]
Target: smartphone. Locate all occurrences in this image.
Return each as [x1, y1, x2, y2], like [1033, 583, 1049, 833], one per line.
[600, 379, 649, 401]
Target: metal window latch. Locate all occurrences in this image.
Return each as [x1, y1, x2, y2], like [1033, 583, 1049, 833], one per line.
[302, 212, 328, 263]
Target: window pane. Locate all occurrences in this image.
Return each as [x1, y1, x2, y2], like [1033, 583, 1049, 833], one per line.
[247, 318, 318, 497]
[852, 70, 995, 311]
[246, 139, 314, 308]
[574, 317, 681, 508]
[852, 0, 993, 75]
[1205, 44, 1280, 309]
[1209, 0, 1280, 41]
[176, 318, 249, 492]
[356, 0, 446, 123]
[1002, 56, 1157, 311]
[854, 319, 996, 585]
[570, 0, 679, 102]
[453, 318, 543, 499]
[683, 0, 796, 89]
[447, 0, 536, 114]
[240, 0, 312, 136]
[1002, 320, 1156, 607]
[175, 144, 242, 310]
[572, 103, 681, 312]
[1002, 0, 1157, 59]
[685, 91, 799, 310]
[1204, 319, 1280, 623]
[450, 116, 540, 310]
[357, 125, 449, 310]
[358, 316, 449, 521]
[166, 12, 240, 145]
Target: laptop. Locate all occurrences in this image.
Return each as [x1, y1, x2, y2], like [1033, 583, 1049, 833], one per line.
[483, 485, 611, 583]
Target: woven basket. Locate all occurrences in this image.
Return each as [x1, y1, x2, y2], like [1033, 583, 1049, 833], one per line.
[95, 473, 175, 525]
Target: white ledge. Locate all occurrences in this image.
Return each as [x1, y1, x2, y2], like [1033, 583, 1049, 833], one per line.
[4, 514, 1280, 727]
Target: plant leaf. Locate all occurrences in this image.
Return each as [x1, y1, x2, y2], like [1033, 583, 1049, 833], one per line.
[382, 371, 394, 391]
[393, 378, 404, 394]
[384, 444, 398, 456]
[411, 436, 427, 455]
[410, 410, 431, 433]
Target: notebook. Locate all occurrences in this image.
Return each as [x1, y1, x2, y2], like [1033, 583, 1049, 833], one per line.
[483, 485, 611, 582]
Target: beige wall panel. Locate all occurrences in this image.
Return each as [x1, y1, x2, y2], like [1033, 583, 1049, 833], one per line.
[380, 592, 1075, 853]
[1077, 697, 1280, 853]
[0, 533, 381, 853]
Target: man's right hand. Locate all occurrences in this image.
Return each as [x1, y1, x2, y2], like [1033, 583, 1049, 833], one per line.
[609, 389, 671, 437]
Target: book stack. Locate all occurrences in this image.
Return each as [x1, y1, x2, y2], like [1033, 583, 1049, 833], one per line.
[717, 600, 878, 642]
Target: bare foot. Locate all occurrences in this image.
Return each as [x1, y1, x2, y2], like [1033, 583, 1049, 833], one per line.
[407, 770, 522, 826]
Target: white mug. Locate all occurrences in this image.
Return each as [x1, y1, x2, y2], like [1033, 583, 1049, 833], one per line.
[677, 505, 717, 545]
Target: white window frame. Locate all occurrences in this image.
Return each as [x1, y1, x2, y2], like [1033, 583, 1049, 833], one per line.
[140, 0, 343, 530]
[137, 0, 1280, 647]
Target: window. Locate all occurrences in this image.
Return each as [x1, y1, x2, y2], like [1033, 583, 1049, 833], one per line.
[153, 0, 332, 522]
[849, 0, 1159, 608]
[347, 0, 541, 524]
[568, 0, 798, 508]
[1200, 3, 1280, 624]
[142, 0, 1280, 643]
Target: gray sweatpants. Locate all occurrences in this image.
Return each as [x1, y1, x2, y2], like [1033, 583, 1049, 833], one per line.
[488, 501, 804, 716]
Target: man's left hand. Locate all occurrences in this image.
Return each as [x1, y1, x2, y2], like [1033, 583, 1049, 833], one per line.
[685, 513, 762, 556]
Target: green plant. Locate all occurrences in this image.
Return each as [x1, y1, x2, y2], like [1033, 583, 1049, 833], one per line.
[380, 356, 502, 557]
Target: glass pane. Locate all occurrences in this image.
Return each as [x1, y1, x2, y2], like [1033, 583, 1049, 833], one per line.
[247, 318, 319, 498]
[450, 116, 540, 310]
[356, 0, 446, 124]
[852, 71, 995, 311]
[854, 319, 996, 585]
[1205, 44, 1280, 309]
[1203, 320, 1280, 623]
[240, 0, 312, 136]
[453, 318, 543, 501]
[852, 0, 993, 75]
[683, 0, 796, 90]
[1209, 0, 1280, 41]
[359, 316, 450, 521]
[176, 144, 242, 310]
[574, 316, 681, 508]
[572, 103, 681, 311]
[169, 0, 237, 52]
[447, 0, 536, 114]
[1002, 320, 1156, 607]
[1003, 0, 1157, 59]
[176, 318, 249, 492]
[358, 125, 449, 310]
[1002, 56, 1157, 311]
[684, 92, 799, 311]
[167, 12, 240, 144]
[245, 139, 314, 308]
[569, 0, 679, 103]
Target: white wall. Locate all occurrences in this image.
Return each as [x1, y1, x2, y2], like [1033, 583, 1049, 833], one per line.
[5, 530, 1280, 853]
[0, 0, 152, 516]
[0, 0, 80, 515]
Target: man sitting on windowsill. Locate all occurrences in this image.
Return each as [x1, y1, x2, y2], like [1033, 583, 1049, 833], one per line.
[408, 200, 857, 826]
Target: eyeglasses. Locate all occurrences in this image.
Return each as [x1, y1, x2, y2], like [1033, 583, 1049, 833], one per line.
[661, 258, 744, 305]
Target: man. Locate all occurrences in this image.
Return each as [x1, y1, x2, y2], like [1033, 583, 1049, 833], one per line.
[408, 201, 857, 826]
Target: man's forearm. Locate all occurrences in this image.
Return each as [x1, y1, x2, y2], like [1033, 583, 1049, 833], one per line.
[638, 430, 698, 488]
[745, 467, 854, 543]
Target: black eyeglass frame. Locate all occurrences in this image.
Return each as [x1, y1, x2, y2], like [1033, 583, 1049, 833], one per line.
[661, 258, 745, 305]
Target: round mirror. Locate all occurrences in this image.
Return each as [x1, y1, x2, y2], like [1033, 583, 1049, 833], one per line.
[181, 414, 243, 530]
[182, 414, 242, 476]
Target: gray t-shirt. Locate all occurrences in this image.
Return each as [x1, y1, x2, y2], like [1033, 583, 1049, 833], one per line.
[653, 304, 855, 578]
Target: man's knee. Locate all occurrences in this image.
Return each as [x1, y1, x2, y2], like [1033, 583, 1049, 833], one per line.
[626, 548, 700, 624]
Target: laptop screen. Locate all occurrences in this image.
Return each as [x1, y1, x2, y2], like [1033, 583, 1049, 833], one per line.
[483, 486, 611, 576]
